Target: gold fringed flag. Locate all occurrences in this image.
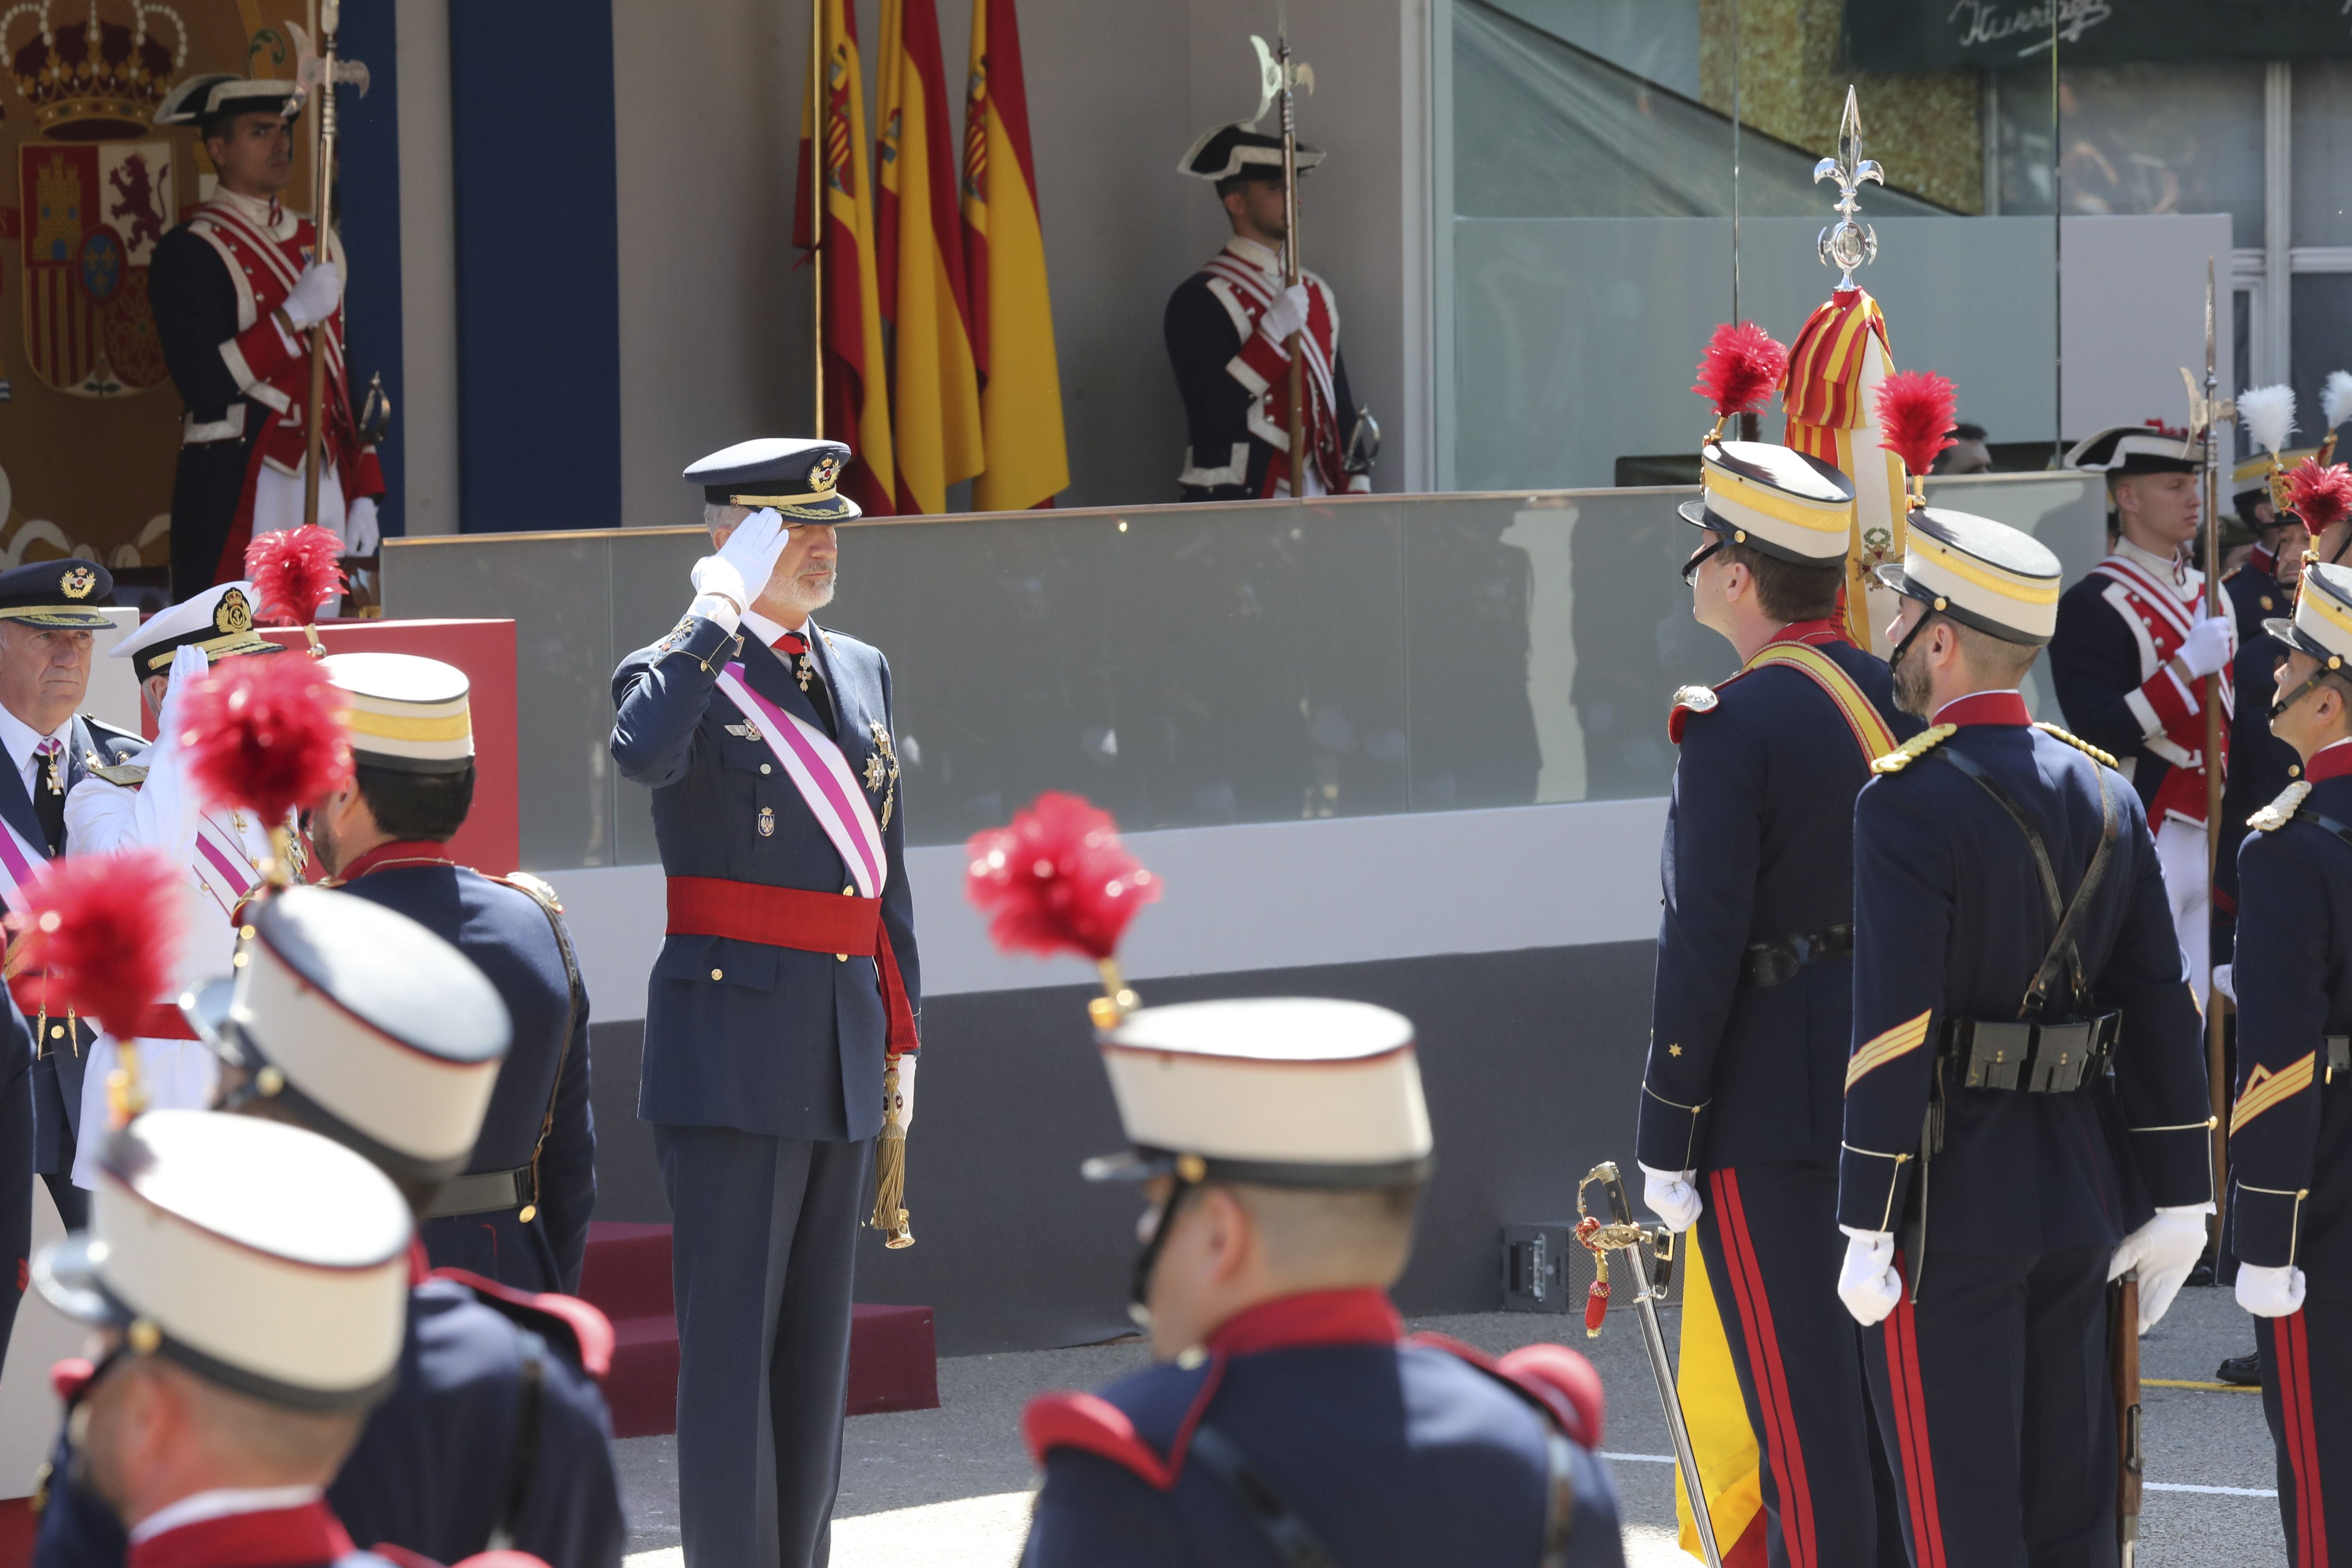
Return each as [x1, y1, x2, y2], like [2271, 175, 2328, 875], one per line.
[1782, 288, 1907, 653]
[797, 0, 898, 517]
[878, 0, 983, 516]
[1673, 1244, 1771, 1568]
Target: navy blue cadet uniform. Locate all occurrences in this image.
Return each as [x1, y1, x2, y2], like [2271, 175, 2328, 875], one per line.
[331, 847, 597, 1294]
[2217, 548, 2305, 947]
[1842, 695, 2213, 1568]
[1022, 1292, 1623, 1568]
[33, 1270, 626, 1568]
[610, 438, 919, 1568]
[1640, 619, 1916, 1568]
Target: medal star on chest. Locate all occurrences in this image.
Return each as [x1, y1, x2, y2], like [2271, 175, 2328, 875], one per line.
[864, 753, 887, 792]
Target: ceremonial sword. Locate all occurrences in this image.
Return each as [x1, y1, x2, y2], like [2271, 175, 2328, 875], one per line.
[1575, 1160, 1723, 1568]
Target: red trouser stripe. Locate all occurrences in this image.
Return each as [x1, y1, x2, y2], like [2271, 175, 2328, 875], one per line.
[1881, 1269, 1947, 1568]
[1708, 1170, 1817, 1568]
[2280, 1312, 2329, 1568]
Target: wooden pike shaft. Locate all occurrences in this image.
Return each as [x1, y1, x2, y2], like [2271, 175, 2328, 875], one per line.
[810, 0, 825, 438]
[1279, 34, 1305, 496]
[2200, 256, 2229, 1217]
[303, 0, 336, 531]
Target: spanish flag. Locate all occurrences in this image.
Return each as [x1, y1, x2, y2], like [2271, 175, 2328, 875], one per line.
[878, 0, 982, 517]
[1675, 1243, 1770, 1567]
[797, 0, 896, 516]
[961, 0, 1069, 511]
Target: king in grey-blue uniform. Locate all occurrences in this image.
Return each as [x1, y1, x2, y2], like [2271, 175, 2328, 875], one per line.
[32, 888, 624, 1568]
[1022, 996, 1623, 1568]
[312, 651, 595, 1294]
[2224, 560, 2352, 1563]
[610, 438, 920, 1568]
[1836, 510, 2215, 1568]
[1637, 435, 1915, 1568]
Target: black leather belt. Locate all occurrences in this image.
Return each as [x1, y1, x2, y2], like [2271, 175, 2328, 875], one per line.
[424, 1167, 531, 1220]
[1942, 1013, 2120, 1093]
[1743, 924, 1854, 987]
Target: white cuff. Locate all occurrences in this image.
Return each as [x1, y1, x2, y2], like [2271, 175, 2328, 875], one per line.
[687, 594, 741, 633]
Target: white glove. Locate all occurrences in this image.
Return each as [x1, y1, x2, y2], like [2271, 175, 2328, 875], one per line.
[888, 1054, 915, 1133]
[2177, 614, 2237, 680]
[1838, 1228, 1903, 1326]
[2213, 963, 2235, 1004]
[343, 495, 379, 556]
[1639, 1163, 1703, 1233]
[2235, 1261, 2307, 1319]
[687, 508, 788, 629]
[2110, 1205, 2211, 1331]
[279, 262, 343, 331]
[1259, 282, 1310, 345]
[166, 642, 210, 695]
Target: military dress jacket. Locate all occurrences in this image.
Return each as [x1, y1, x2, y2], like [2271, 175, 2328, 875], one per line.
[2217, 556, 2307, 925]
[2229, 746, 2352, 1301]
[2049, 548, 2230, 829]
[1638, 625, 1917, 1174]
[1839, 696, 2214, 1255]
[330, 844, 596, 1295]
[35, 1272, 624, 1568]
[1021, 1289, 1623, 1568]
[609, 612, 919, 1141]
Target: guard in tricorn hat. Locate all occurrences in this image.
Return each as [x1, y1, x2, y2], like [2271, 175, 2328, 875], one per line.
[1019, 995, 1623, 1565]
[611, 435, 919, 1568]
[1634, 331, 1922, 1568]
[1839, 507, 2215, 1565]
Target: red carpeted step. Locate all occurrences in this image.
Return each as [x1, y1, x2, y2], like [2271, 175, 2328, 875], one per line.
[578, 1220, 937, 1439]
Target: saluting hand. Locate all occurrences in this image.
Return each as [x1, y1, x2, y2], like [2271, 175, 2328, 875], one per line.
[689, 508, 788, 619]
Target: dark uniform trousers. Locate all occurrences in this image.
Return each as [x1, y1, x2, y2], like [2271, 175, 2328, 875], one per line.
[2256, 1303, 2351, 1566]
[612, 609, 919, 1568]
[34, 1274, 626, 1568]
[1638, 631, 1917, 1568]
[1841, 714, 2214, 1568]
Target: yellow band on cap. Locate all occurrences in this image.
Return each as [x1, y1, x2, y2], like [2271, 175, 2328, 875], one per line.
[344, 709, 472, 742]
[1706, 467, 1851, 533]
[725, 488, 838, 508]
[2300, 579, 2352, 643]
[1907, 530, 2061, 605]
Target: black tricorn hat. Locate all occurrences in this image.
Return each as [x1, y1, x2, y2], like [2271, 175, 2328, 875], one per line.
[1179, 122, 1325, 181]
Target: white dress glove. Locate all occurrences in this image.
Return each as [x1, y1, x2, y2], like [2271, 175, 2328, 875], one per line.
[687, 508, 789, 631]
[1838, 1228, 1902, 1326]
[280, 262, 343, 331]
[2110, 1205, 2211, 1332]
[343, 495, 380, 556]
[1639, 1163, 1703, 1233]
[1259, 282, 1310, 345]
[2177, 614, 2237, 680]
[2212, 963, 2235, 1004]
[2235, 1261, 2306, 1319]
[888, 1054, 916, 1133]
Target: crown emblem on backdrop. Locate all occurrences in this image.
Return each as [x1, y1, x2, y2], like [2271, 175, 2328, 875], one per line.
[4, 0, 188, 142]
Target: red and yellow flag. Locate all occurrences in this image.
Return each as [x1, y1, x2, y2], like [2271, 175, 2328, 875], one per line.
[878, 0, 982, 517]
[961, 0, 1069, 511]
[1782, 288, 1906, 651]
[797, 0, 896, 516]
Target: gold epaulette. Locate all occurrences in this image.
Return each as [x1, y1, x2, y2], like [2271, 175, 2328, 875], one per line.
[1871, 723, 1956, 774]
[2033, 722, 2117, 768]
[2250, 780, 2313, 834]
[494, 870, 566, 914]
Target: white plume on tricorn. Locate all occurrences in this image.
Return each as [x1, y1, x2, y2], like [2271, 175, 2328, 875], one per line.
[2324, 371, 2352, 433]
[2242, 383, 2298, 457]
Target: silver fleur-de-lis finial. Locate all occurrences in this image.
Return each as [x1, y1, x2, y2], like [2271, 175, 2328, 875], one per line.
[1813, 86, 1884, 290]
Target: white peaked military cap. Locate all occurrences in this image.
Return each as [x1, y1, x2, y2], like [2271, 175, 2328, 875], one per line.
[155, 74, 299, 127]
[322, 652, 474, 775]
[1876, 507, 2064, 646]
[2268, 561, 2352, 670]
[112, 580, 281, 675]
[1678, 441, 1857, 566]
[1082, 998, 1434, 1188]
[188, 886, 511, 1179]
[34, 1110, 411, 1409]
[2065, 424, 2198, 475]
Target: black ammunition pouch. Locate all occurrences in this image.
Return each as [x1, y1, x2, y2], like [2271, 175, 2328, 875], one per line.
[2329, 1035, 2351, 1084]
[1941, 1012, 2121, 1093]
[1742, 923, 1854, 987]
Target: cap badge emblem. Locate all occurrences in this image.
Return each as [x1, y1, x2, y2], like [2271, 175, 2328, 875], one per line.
[58, 566, 95, 600]
[809, 454, 843, 492]
[215, 588, 254, 634]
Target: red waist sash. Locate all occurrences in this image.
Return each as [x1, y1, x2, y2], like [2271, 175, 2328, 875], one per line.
[6, 976, 198, 1041]
[665, 876, 918, 1054]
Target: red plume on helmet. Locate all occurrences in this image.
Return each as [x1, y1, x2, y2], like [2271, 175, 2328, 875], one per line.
[244, 526, 346, 628]
[2284, 455, 2352, 535]
[178, 653, 353, 830]
[1875, 370, 1959, 481]
[965, 793, 1158, 964]
[8, 849, 184, 1044]
[1691, 322, 1789, 425]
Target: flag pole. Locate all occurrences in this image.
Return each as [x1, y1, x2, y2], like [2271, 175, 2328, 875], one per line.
[810, 0, 826, 439]
[302, 0, 339, 531]
[1276, 18, 1304, 496]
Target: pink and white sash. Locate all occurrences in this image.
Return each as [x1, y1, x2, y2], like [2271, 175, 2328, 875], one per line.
[189, 811, 261, 920]
[714, 662, 888, 899]
[0, 811, 46, 912]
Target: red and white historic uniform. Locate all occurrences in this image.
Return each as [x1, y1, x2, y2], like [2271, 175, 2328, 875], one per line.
[2050, 536, 2234, 999]
[1163, 236, 1370, 501]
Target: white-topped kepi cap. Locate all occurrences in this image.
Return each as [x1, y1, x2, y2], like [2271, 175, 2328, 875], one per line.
[34, 1110, 411, 1409]
[2268, 560, 2352, 670]
[322, 652, 474, 775]
[1678, 440, 1857, 566]
[1874, 507, 2065, 646]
